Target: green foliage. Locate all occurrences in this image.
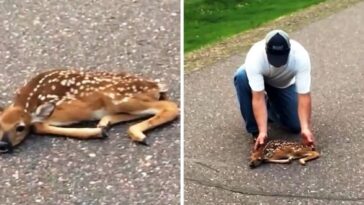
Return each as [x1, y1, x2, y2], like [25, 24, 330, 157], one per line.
[185, 0, 326, 52]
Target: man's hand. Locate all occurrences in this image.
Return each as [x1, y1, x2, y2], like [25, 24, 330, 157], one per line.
[252, 91, 268, 151]
[301, 128, 315, 148]
[254, 133, 267, 150]
[298, 93, 315, 148]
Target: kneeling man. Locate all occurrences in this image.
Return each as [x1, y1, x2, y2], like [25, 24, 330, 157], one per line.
[233, 29, 315, 151]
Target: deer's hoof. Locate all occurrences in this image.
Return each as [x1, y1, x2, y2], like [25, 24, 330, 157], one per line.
[99, 126, 111, 139]
[137, 138, 150, 146]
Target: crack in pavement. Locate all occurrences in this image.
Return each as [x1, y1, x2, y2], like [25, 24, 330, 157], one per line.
[194, 161, 220, 173]
[186, 177, 364, 202]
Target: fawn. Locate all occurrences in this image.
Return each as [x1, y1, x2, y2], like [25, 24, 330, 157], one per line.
[249, 140, 319, 168]
[0, 69, 179, 153]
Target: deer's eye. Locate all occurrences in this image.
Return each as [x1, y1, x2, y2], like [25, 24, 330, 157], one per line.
[16, 125, 26, 133]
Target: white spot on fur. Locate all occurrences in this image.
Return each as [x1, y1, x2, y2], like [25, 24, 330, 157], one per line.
[61, 79, 67, 86]
[108, 93, 115, 99]
[38, 95, 46, 101]
[47, 94, 59, 100]
[56, 99, 65, 106]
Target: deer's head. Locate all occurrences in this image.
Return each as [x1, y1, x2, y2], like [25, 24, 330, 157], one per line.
[249, 146, 264, 168]
[0, 103, 55, 153]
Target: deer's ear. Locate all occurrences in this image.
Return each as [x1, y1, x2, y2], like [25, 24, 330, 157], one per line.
[31, 102, 55, 123]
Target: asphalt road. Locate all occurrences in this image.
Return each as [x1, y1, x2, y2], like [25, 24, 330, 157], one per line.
[185, 1, 364, 204]
[0, 1, 180, 204]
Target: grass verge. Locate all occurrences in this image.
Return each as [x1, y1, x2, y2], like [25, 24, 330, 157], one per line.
[185, 0, 363, 73]
[185, 0, 326, 52]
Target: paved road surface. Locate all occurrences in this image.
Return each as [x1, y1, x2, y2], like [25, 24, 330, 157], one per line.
[0, 1, 180, 204]
[185, 1, 364, 204]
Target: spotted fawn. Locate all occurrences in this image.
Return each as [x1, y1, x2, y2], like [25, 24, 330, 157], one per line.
[0, 69, 179, 153]
[249, 140, 319, 168]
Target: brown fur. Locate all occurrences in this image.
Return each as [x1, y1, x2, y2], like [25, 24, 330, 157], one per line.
[0, 69, 179, 151]
[249, 140, 319, 168]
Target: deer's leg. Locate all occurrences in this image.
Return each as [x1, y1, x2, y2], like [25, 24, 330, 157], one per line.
[97, 114, 145, 128]
[127, 100, 179, 145]
[265, 150, 293, 164]
[266, 159, 292, 164]
[34, 123, 107, 139]
[298, 151, 320, 165]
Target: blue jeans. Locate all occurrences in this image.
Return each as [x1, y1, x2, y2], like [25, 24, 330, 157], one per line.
[233, 66, 301, 134]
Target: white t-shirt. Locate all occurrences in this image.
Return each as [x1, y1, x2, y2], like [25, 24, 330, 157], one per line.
[244, 39, 311, 94]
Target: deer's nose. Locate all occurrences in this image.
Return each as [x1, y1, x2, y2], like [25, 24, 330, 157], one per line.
[0, 141, 12, 153]
[249, 160, 262, 169]
[249, 161, 257, 168]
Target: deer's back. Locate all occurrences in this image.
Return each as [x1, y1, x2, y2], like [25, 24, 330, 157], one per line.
[14, 69, 161, 114]
[263, 140, 313, 158]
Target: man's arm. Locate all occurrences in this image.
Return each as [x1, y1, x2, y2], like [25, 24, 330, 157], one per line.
[298, 93, 315, 146]
[252, 91, 268, 150]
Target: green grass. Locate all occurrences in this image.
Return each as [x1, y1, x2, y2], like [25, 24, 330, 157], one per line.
[185, 0, 327, 52]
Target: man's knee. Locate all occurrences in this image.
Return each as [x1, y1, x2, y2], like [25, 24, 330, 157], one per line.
[233, 66, 249, 88]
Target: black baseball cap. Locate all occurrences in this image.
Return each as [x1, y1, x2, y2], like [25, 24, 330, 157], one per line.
[265, 30, 291, 67]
